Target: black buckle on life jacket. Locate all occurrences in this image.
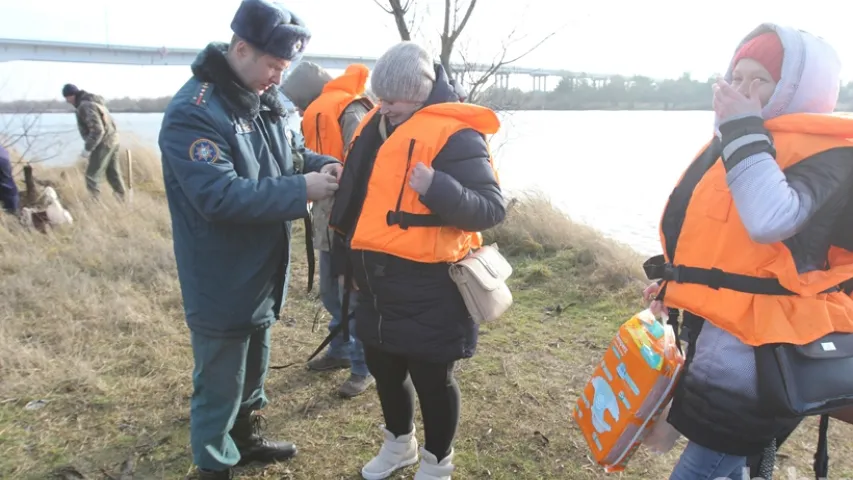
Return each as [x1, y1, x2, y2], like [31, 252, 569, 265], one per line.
[386, 210, 409, 229]
[386, 210, 445, 230]
[707, 268, 726, 290]
[663, 263, 682, 282]
[665, 264, 724, 288]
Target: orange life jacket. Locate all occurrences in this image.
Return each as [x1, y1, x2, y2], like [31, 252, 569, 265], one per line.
[347, 102, 500, 263]
[301, 63, 372, 161]
[654, 113, 853, 347]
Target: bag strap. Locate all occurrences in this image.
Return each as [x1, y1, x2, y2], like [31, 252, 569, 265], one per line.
[304, 256, 354, 363]
[814, 414, 830, 479]
[304, 215, 315, 293]
[270, 252, 352, 370]
[755, 439, 777, 480]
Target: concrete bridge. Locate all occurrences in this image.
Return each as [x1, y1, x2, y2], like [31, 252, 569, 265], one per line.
[0, 38, 615, 92]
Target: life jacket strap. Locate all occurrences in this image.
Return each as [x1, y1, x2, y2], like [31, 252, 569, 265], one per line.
[386, 210, 445, 230]
[643, 254, 797, 295]
[664, 263, 798, 295]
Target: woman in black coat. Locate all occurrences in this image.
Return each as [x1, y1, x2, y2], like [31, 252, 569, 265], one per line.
[329, 41, 505, 480]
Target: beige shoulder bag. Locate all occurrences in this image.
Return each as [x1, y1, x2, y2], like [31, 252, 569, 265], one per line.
[449, 243, 513, 324]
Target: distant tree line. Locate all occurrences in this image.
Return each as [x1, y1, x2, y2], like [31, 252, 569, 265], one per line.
[0, 96, 172, 114]
[3, 73, 853, 113]
[479, 73, 853, 111]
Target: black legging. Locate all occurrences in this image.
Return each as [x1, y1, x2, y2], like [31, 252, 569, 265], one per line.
[364, 346, 461, 460]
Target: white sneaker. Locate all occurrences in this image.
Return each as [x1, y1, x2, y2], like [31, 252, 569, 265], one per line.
[361, 426, 419, 480]
[414, 448, 454, 480]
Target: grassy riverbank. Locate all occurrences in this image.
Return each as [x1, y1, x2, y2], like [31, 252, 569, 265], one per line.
[0, 148, 851, 479]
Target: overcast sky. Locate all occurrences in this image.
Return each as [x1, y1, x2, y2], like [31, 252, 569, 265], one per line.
[0, 0, 850, 100]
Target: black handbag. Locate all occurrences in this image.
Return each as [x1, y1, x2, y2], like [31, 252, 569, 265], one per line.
[755, 331, 853, 417]
[755, 333, 853, 479]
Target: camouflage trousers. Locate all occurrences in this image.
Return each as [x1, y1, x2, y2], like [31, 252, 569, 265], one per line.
[86, 138, 126, 198]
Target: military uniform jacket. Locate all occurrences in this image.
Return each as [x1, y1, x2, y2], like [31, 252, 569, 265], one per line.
[158, 43, 337, 337]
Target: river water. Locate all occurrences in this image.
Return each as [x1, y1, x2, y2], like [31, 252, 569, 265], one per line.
[0, 110, 720, 255]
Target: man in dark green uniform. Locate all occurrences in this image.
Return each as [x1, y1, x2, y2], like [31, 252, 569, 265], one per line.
[158, 1, 341, 478]
[62, 83, 126, 200]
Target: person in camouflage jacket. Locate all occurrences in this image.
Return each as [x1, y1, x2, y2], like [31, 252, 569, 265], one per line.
[62, 84, 126, 199]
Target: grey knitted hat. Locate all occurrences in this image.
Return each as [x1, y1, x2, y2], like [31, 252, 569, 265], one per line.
[280, 61, 333, 111]
[371, 42, 436, 104]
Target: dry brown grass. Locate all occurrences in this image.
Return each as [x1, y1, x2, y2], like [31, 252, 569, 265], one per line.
[485, 191, 646, 293]
[0, 151, 851, 479]
[11, 134, 166, 206]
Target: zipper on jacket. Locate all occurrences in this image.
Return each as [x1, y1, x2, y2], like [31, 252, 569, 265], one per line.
[393, 140, 417, 214]
[361, 250, 382, 344]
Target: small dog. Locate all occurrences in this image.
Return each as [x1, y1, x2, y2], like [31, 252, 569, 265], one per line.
[20, 186, 73, 233]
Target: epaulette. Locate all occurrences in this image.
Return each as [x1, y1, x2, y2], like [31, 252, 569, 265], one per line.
[190, 82, 214, 109]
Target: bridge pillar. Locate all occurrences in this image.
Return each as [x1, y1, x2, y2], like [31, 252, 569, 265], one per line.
[531, 74, 548, 92]
[494, 73, 510, 89]
[568, 76, 577, 90]
[453, 70, 464, 84]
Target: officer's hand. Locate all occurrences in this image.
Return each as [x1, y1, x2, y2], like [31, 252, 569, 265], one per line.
[304, 172, 339, 201]
[321, 162, 343, 182]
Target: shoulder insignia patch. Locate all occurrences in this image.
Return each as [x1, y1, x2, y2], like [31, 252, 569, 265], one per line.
[191, 82, 213, 107]
[189, 138, 220, 163]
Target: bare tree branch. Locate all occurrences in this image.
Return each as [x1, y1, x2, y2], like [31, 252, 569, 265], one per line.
[371, 0, 559, 106]
[449, 0, 476, 45]
[371, 0, 393, 14]
[406, 4, 419, 37]
[455, 22, 559, 105]
[500, 31, 558, 66]
[1, 94, 72, 176]
[442, 0, 451, 44]
[374, 0, 414, 41]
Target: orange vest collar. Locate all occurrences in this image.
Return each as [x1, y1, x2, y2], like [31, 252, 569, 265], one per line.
[322, 63, 369, 97]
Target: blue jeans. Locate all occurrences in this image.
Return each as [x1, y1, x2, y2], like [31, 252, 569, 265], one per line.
[319, 250, 369, 376]
[670, 441, 748, 480]
[189, 327, 270, 471]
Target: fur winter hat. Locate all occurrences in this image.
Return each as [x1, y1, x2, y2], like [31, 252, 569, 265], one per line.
[230, 0, 311, 61]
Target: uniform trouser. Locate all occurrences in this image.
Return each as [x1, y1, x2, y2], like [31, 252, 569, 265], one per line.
[190, 327, 270, 471]
[86, 140, 126, 197]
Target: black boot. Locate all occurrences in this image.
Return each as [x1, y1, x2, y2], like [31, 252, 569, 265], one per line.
[231, 413, 297, 466]
[197, 468, 232, 480]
